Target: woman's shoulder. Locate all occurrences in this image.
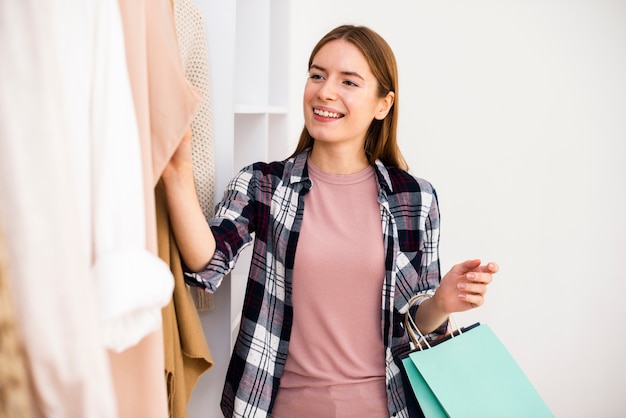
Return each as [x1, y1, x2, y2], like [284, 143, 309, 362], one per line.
[381, 166, 439, 218]
[236, 151, 308, 183]
[384, 166, 436, 196]
[239, 160, 287, 177]
[233, 155, 305, 191]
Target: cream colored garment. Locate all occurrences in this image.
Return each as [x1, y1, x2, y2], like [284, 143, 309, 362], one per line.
[0, 227, 34, 418]
[118, 0, 202, 256]
[0, 1, 118, 415]
[173, 0, 216, 221]
[1, 1, 178, 416]
[117, 0, 158, 256]
[173, 0, 217, 311]
[144, 2, 202, 184]
[87, 0, 175, 358]
[114, 1, 201, 418]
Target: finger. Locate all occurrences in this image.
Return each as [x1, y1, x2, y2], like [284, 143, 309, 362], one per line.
[458, 292, 484, 307]
[458, 282, 488, 295]
[465, 271, 493, 284]
[476, 261, 499, 274]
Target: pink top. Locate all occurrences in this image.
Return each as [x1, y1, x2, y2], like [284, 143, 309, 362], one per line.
[272, 159, 388, 417]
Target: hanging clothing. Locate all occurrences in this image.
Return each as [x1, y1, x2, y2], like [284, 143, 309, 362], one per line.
[0, 1, 119, 415]
[173, 0, 216, 222]
[173, 0, 217, 311]
[118, 0, 202, 255]
[86, 0, 176, 358]
[120, 0, 202, 186]
[0, 226, 34, 418]
[158, 3, 217, 416]
[114, 1, 202, 417]
[1, 0, 180, 416]
[157, 178, 214, 418]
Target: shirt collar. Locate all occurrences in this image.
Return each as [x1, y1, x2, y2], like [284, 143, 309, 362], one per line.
[287, 149, 311, 185]
[373, 159, 393, 194]
[287, 148, 394, 193]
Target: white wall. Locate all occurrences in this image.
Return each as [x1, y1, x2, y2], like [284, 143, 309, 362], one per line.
[288, 1, 626, 417]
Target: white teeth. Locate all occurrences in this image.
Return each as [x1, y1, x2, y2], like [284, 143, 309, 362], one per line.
[314, 108, 341, 118]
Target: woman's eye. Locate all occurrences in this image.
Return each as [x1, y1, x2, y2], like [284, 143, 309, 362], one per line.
[309, 74, 324, 80]
[344, 80, 358, 87]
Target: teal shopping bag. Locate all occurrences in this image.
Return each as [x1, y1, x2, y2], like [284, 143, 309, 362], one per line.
[402, 324, 553, 418]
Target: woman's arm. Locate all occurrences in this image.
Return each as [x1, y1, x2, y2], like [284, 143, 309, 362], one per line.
[161, 131, 216, 272]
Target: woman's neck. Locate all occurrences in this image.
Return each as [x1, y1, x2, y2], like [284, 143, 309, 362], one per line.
[309, 144, 369, 175]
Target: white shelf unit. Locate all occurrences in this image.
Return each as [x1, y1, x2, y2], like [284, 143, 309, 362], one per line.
[188, 1, 289, 417]
[233, 0, 290, 168]
[230, 0, 290, 346]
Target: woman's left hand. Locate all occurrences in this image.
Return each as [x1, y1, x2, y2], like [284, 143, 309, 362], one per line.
[434, 259, 498, 314]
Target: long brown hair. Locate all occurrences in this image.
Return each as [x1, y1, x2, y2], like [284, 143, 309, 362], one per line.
[290, 25, 408, 171]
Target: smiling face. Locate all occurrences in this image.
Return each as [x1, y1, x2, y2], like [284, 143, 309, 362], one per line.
[303, 39, 394, 152]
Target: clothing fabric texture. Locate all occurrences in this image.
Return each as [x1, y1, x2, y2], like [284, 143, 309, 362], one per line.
[157, 177, 214, 418]
[118, 0, 202, 254]
[185, 149, 445, 417]
[271, 160, 388, 417]
[82, 0, 177, 357]
[0, 227, 34, 418]
[173, 0, 217, 311]
[0, 0, 174, 416]
[115, 1, 201, 417]
[173, 0, 216, 221]
[154, 1, 215, 416]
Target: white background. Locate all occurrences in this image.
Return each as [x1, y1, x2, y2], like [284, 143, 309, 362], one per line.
[286, 1, 625, 417]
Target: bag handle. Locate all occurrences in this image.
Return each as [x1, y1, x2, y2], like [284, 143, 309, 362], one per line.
[404, 291, 461, 351]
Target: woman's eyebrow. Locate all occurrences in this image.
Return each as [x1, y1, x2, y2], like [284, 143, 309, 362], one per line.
[309, 64, 327, 73]
[309, 64, 364, 81]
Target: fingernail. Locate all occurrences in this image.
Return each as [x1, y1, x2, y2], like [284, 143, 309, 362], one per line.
[467, 273, 476, 280]
[458, 283, 466, 290]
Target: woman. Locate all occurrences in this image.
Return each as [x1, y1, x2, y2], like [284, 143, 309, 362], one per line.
[163, 24, 498, 418]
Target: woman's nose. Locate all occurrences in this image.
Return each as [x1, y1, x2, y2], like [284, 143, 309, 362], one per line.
[317, 78, 337, 100]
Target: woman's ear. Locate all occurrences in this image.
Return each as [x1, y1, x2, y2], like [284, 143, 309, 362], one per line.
[374, 91, 395, 120]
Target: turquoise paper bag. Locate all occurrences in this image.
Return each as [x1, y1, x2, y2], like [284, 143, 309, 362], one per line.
[401, 324, 553, 418]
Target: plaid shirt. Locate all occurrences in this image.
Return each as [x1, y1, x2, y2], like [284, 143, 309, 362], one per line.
[185, 150, 442, 417]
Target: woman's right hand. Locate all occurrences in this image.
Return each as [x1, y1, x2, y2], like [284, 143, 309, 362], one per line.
[161, 129, 217, 272]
